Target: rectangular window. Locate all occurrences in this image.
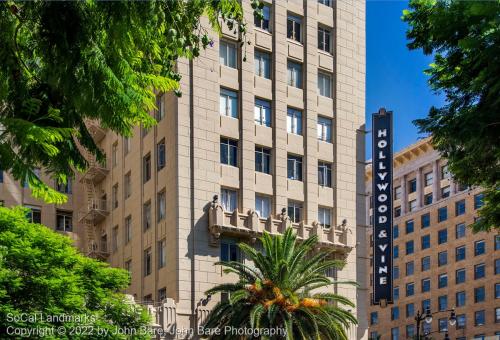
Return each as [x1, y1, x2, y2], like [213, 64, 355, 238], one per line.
[455, 199, 466, 216]
[421, 278, 430, 292]
[456, 314, 466, 329]
[496, 259, 500, 275]
[421, 235, 430, 249]
[406, 261, 414, 276]
[406, 282, 415, 297]
[143, 201, 151, 231]
[495, 235, 500, 250]
[220, 238, 241, 262]
[287, 61, 302, 88]
[287, 154, 303, 181]
[406, 325, 415, 338]
[255, 195, 271, 219]
[391, 306, 399, 320]
[287, 108, 302, 135]
[157, 190, 166, 221]
[456, 223, 466, 239]
[156, 93, 165, 121]
[158, 287, 167, 302]
[112, 142, 118, 167]
[124, 215, 132, 244]
[317, 116, 332, 142]
[393, 225, 399, 239]
[317, 72, 332, 98]
[287, 14, 302, 42]
[254, 50, 271, 79]
[475, 286, 485, 303]
[438, 318, 448, 332]
[394, 245, 399, 259]
[254, 4, 271, 31]
[456, 291, 466, 307]
[219, 40, 237, 68]
[318, 26, 331, 52]
[438, 207, 447, 222]
[496, 283, 500, 299]
[144, 248, 152, 276]
[474, 193, 484, 209]
[125, 259, 132, 274]
[438, 295, 448, 311]
[124, 137, 131, 155]
[408, 178, 417, 193]
[406, 220, 414, 234]
[455, 245, 466, 261]
[438, 273, 448, 288]
[254, 98, 272, 127]
[438, 251, 447, 266]
[391, 328, 399, 340]
[220, 88, 238, 118]
[394, 266, 399, 279]
[112, 184, 118, 209]
[370, 312, 378, 325]
[157, 139, 166, 170]
[496, 308, 500, 323]
[221, 188, 238, 212]
[158, 239, 166, 268]
[422, 299, 431, 313]
[475, 310, 485, 326]
[441, 164, 450, 179]
[255, 146, 271, 174]
[112, 226, 118, 252]
[394, 186, 402, 200]
[220, 138, 238, 166]
[318, 161, 332, 187]
[318, 207, 331, 228]
[475, 240, 486, 256]
[406, 240, 414, 255]
[143, 153, 151, 183]
[456, 268, 466, 284]
[394, 206, 401, 217]
[56, 178, 72, 194]
[438, 229, 448, 244]
[441, 185, 450, 198]
[124, 172, 131, 199]
[394, 287, 400, 300]
[408, 199, 417, 212]
[421, 256, 431, 271]
[56, 210, 72, 232]
[474, 263, 485, 279]
[288, 200, 303, 223]
[424, 172, 433, 186]
[421, 213, 430, 228]
[424, 193, 433, 205]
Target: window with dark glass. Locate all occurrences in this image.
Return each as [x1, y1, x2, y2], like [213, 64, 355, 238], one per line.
[424, 193, 433, 205]
[438, 318, 448, 332]
[394, 186, 402, 200]
[438, 206, 447, 222]
[393, 225, 399, 239]
[475, 310, 485, 326]
[475, 286, 485, 303]
[456, 314, 466, 329]
[441, 185, 450, 198]
[255, 146, 271, 174]
[438, 295, 448, 311]
[474, 263, 485, 279]
[221, 238, 241, 262]
[406, 240, 414, 255]
[406, 219, 414, 234]
[496, 258, 500, 275]
[421, 235, 430, 249]
[456, 245, 466, 261]
[56, 210, 72, 232]
[456, 268, 466, 284]
[370, 312, 378, 325]
[408, 178, 417, 193]
[144, 248, 152, 276]
[422, 299, 431, 313]
[438, 251, 448, 266]
[406, 325, 415, 338]
[438, 228, 448, 244]
[287, 14, 302, 42]
[394, 206, 401, 217]
[220, 138, 238, 166]
[424, 172, 433, 186]
[474, 193, 484, 210]
[475, 240, 486, 256]
[455, 199, 466, 216]
[157, 139, 166, 170]
[456, 223, 466, 239]
[421, 256, 431, 271]
[406, 304, 415, 318]
[394, 245, 399, 259]
[394, 286, 399, 300]
[495, 235, 500, 250]
[422, 278, 430, 292]
[406, 282, 415, 296]
[143, 153, 151, 183]
[406, 261, 414, 276]
[391, 306, 399, 320]
[254, 50, 271, 79]
[288, 200, 303, 223]
[496, 283, 500, 299]
[421, 213, 430, 228]
[456, 291, 466, 307]
[318, 26, 331, 52]
[394, 266, 400, 279]
[438, 273, 448, 288]
[254, 4, 271, 31]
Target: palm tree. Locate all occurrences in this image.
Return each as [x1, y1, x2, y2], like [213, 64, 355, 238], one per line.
[204, 228, 357, 339]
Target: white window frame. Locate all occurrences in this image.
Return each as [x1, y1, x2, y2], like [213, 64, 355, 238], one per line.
[219, 40, 237, 68]
[318, 161, 332, 187]
[254, 50, 271, 79]
[156, 93, 165, 121]
[287, 108, 302, 135]
[318, 72, 332, 98]
[288, 200, 303, 223]
[287, 61, 302, 88]
[424, 172, 433, 186]
[255, 195, 271, 219]
[254, 98, 271, 127]
[287, 154, 303, 181]
[158, 190, 166, 221]
[125, 215, 132, 244]
[56, 210, 72, 232]
[219, 88, 238, 118]
[317, 116, 332, 142]
[318, 26, 331, 53]
[254, 5, 271, 31]
[318, 207, 331, 228]
[287, 14, 302, 42]
[221, 188, 238, 212]
[158, 239, 166, 268]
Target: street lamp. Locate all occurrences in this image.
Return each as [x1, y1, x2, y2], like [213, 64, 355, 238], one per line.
[415, 307, 456, 339]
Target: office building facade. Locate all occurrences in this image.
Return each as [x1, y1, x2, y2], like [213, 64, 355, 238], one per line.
[0, 0, 367, 338]
[366, 139, 499, 339]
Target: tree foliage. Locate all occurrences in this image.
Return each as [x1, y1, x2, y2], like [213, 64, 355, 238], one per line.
[0, 0, 259, 204]
[403, 0, 500, 232]
[203, 228, 357, 340]
[0, 206, 151, 339]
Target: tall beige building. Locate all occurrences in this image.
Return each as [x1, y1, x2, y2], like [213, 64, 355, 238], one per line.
[0, 0, 367, 338]
[366, 139, 500, 339]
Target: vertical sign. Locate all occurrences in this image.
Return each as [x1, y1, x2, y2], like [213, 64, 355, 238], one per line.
[372, 108, 393, 305]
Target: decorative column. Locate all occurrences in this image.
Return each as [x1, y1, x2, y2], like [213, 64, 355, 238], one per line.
[416, 167, 423, 208]
[432, 160, 440, 202]
[400, 174, 407, 215]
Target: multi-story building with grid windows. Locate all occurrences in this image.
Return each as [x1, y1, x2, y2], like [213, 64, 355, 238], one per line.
[0, 0, 367, 338]
[366, 139, 500, 340]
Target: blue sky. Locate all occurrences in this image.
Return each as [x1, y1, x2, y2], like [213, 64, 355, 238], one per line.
[365, 0, 445, 159]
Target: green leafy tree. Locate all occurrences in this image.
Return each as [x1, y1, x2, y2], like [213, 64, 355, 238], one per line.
[203, 228, 357, 340]
[0, 0, 261, 204]
[0, 206, 151, 339]
[403, 0, 500, 232]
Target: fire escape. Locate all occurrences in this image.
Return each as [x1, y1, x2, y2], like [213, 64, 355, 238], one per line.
[78, 121, 109, 259]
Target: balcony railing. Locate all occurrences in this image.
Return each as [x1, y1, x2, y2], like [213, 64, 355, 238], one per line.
[78, 199, 109, 224]
[86, 120, 106, 143]
[80, 158, 108, 184]
[207, 200, 352, 253]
